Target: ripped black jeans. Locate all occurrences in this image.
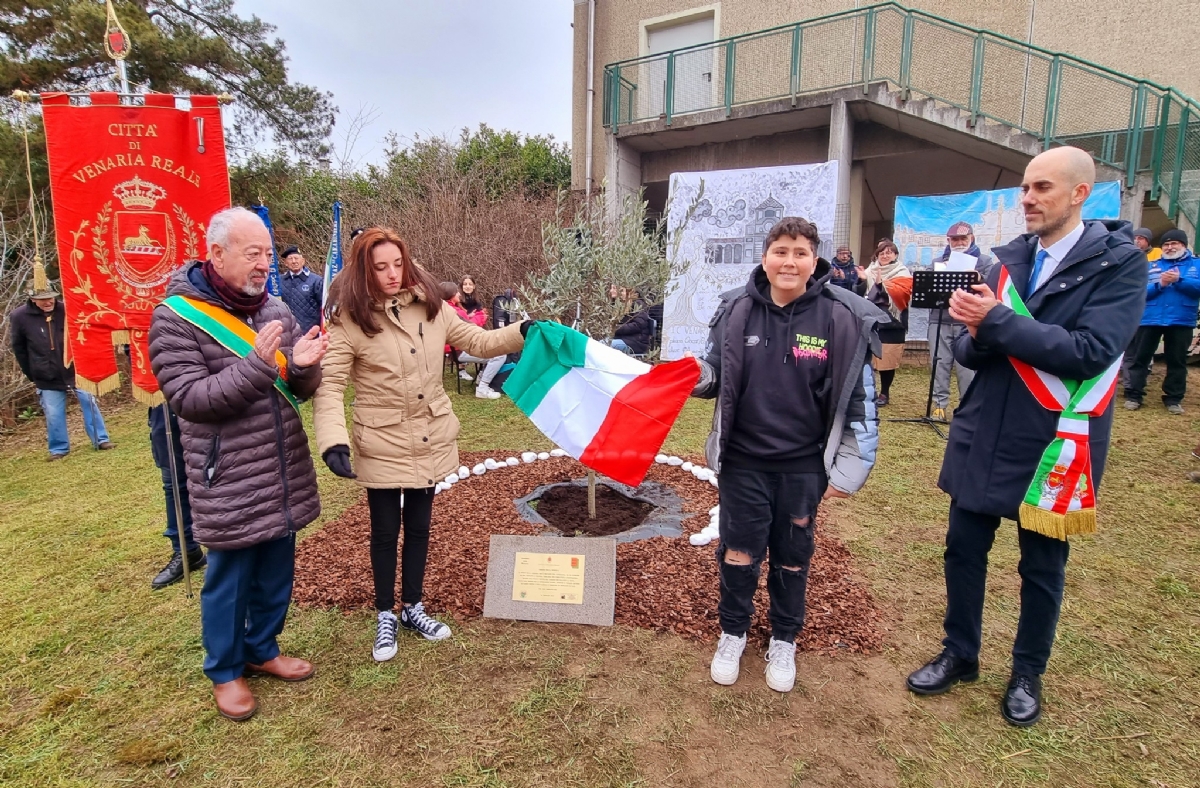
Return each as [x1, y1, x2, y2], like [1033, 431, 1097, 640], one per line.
[716, 466, 823, 643]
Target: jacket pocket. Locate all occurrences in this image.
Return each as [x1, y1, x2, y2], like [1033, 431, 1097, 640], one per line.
[203, 435, 222, 489]
[351, 407, 407, 459]
[429, 395, 461, 445]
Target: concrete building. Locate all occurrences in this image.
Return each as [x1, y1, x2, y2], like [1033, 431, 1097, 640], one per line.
[571, 0, 1200, 259]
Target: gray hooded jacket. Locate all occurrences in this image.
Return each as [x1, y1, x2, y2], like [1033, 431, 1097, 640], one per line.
[692, 260, 888, 494]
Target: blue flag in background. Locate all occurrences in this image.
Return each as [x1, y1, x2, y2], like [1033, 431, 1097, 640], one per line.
[249, 204, 282, 297]
[321, 201, 343, 323]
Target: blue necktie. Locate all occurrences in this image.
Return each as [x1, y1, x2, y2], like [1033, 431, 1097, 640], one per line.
[1028, 249, 1049, 299]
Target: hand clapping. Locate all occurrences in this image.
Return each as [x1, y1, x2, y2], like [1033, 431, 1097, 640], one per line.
[948, 283, 1000, 338]
[254, 321, 285, 367]
[293, 325, 330, 368]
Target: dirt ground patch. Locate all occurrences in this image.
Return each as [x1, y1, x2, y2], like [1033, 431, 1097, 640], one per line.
[294, 451, 885, 653]
[535, 482, 654, 536]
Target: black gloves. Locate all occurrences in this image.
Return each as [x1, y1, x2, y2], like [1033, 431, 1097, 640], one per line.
[520, 319, 551, 338]
[322, 444, 356, 479]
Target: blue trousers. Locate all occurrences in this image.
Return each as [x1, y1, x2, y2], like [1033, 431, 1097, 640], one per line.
[148, 407, 198, 555]
[942, 502, 1070, 676]
[37, 388, 110, 455]
[201, 534, 295, 684]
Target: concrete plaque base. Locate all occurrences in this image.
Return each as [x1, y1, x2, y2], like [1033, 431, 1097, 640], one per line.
[483, 535, 616, 626]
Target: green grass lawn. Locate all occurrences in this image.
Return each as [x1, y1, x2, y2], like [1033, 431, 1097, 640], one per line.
[0, 366, 1196, 787]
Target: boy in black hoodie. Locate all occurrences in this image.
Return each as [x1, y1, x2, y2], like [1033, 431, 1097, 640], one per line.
[691, 217, 886, 693]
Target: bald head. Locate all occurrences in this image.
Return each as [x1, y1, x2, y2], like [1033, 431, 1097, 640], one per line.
[1020, 146, 1095, 244]
[1034, 146, 1096, 189]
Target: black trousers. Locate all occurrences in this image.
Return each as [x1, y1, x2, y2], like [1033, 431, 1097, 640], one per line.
[366, 487, 435, 611]
[942, 502, 1070, 676]
[716, 466, 822, 642]
[1123, 325, 1194, 405]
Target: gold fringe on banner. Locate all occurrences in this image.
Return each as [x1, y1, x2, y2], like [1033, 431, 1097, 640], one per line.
[74, 373, 123, 398]
[133, 387, 165, 406]
[110, 330, 131, 345]
[1018, 504, 1097, 541]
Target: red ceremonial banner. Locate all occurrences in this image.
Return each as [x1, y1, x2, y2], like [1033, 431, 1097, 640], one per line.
[41, 92, 231, 402]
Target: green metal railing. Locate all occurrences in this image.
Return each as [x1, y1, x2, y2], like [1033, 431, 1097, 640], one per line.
[602, 2, 1200, 230]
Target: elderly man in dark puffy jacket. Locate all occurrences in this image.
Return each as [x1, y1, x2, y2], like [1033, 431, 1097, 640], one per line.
[149, 207, 328, 722]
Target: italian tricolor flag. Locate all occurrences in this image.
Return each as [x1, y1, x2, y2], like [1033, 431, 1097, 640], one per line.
[503, 322, 700, 486]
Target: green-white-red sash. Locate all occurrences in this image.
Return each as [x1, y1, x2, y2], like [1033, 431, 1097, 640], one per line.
[162, 295, 301, 413]
[995, 265, 1120, 540]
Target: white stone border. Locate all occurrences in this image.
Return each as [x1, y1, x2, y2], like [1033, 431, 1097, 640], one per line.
[433, 449, 720, 546]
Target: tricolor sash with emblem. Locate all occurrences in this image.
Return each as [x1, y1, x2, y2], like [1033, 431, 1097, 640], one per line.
[162, 295, 300, 412]
[996, 266, 1121, 540]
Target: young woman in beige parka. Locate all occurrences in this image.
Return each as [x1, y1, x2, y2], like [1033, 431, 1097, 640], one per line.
[313, 227, 525, 660]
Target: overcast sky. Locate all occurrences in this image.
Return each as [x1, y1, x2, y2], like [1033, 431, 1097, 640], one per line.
[234, 0, 574, 165]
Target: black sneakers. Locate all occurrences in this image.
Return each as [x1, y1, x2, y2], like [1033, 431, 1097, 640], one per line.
[151, 548, 206, 589]
[399, 603, 451, 641]
[905, 649, 980, 695]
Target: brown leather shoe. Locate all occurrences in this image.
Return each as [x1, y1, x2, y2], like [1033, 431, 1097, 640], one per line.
[245, 655, 314, 682]
[213, 678, 257, 721]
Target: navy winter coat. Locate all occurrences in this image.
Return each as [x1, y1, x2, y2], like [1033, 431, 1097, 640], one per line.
[938, 220, 1146, 518]
[279, 268, 324, 334]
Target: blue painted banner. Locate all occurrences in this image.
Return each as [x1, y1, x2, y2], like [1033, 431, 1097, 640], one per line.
[894, 181, 1121, 271]
[893, 181, 1121, 340]
[321, 200, 343, 322]
[249, 203, 282, 297]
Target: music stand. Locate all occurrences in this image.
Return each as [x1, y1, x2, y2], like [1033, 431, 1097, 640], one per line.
[887, 270, 980, 440]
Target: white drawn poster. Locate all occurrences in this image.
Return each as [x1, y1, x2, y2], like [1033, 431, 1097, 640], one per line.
[661, 162, 839, 360]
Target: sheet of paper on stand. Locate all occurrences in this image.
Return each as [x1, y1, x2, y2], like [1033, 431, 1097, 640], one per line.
[938, 251, 979, 272]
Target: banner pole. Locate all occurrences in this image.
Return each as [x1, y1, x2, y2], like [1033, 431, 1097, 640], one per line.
[160, 403, 194, 599]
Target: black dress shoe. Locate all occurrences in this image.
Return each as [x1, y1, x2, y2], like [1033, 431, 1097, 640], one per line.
[151, 549, 207, 589]
[1002, 672, 1042, 727]
[906, 649, 980, 695]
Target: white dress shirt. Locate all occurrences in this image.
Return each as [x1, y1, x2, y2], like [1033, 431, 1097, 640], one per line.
[1031, 220, 1085, 294]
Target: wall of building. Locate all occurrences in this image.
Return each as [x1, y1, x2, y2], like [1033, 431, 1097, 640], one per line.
[572, 0, 1200, 190]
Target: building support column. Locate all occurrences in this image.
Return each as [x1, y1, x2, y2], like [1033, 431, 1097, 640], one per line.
[849, 163, 865, 263]
[827, 98, 854, 248]
[605, 133, 643, 221]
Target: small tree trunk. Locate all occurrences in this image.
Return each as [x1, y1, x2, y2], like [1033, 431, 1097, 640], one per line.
[587, 470, 597, 519]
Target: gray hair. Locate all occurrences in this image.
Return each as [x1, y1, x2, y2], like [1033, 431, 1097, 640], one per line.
[206, 207, 265, 254]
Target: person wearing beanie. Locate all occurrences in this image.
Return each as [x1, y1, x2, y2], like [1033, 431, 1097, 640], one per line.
[829, 245, 860, 292]
[1123, 227, 1200, 415]
[278, 245, 324, 334]
[1133, 228, 1162, 262]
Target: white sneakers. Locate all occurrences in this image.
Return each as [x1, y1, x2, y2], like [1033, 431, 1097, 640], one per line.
[710, 632, 747, 685]
[458, 369, 474, 381]
[475, 383, 501, 400]
[710, 632, 797, 692]
[373, 610, 399, 662]
[764, 637, 797, 693]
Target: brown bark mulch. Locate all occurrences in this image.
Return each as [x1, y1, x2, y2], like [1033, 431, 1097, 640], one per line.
[293, 452, 885, 653]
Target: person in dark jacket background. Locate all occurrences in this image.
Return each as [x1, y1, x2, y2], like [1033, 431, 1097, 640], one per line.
[907, 147, 1146, 727]
[149, 207, 328, 722]
[9, 286, 114, 459]
[1122, 228, 1199, 415]
[928, 222, 995, 421]
[278, 245, 323, 334]
[691, 216, 886, 694]
[829, 245, 860, 292]
[610, 287, 653, 355]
